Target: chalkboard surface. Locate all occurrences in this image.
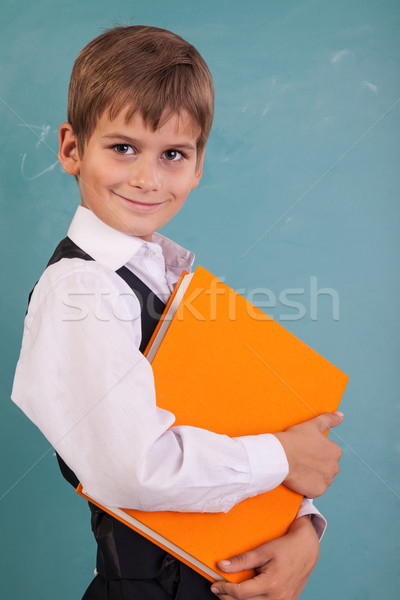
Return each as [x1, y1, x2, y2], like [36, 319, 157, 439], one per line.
[1, 1, 399, 598]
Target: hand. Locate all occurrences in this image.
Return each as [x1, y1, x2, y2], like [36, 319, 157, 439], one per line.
[210, 515, 319, 599]
[274, 411, 343, 498]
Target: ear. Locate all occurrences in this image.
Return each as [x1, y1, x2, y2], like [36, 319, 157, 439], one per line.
[191, 148, 206, 190]
[58, 122, 81, 176]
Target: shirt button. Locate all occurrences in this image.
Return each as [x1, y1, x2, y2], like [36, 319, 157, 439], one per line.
[145, 249, 154, 257]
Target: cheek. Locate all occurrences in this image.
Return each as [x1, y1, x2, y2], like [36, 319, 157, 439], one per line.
[85, 164, 116, 193]
[174, 172, 197, 196]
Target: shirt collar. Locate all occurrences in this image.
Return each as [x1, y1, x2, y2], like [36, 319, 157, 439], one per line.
[150, 232, 195, 272]
[67, 205, 194, 272]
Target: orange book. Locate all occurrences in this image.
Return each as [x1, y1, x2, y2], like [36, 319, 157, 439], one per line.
[77, 265, 348, 583]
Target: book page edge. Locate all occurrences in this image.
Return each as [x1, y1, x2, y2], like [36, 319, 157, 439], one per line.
[103, 505, 223, 581]
[146, 273, 194, 363]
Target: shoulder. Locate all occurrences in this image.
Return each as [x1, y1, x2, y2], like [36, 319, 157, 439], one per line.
[27, 258, 141, 329]
[31, 257, 129, 304]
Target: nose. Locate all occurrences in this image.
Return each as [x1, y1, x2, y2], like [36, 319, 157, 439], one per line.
[128, 154, 161, 192]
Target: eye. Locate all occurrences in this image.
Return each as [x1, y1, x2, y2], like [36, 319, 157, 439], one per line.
[162, 149, 184, 162]
[113, 144, 135, 155]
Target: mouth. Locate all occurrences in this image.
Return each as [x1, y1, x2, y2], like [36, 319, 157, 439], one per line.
[115, 193, 166, 212]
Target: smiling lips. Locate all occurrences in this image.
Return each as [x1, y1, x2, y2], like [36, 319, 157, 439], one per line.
[116, 193, 166, 211]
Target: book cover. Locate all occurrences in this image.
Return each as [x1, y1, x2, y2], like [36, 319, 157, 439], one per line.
[77, 265, 348, 583]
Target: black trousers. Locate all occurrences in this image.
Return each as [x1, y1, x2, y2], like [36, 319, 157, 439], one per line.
[82, 557, 217, 599]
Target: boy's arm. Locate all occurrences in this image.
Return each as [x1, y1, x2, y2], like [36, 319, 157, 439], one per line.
[12, 264, 342, 512]
[11, 264, 287, 511]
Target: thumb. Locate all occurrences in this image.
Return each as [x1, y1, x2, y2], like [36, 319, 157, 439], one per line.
[313, 411, 344, 433]
[217, 545, 270, 573]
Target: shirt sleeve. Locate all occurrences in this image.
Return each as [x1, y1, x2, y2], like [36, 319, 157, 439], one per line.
[296, 498, 327, 540]
[12, 261, 288, 512]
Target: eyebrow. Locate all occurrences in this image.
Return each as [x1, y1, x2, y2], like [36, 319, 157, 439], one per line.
[102, 134, 197, 151]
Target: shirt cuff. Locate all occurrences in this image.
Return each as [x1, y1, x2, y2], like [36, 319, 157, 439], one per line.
[296, 497, 327, 541]
[235, 433, 289, 497]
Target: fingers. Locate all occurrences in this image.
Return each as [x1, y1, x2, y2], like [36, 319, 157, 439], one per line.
[211, 573, 269, 599]
[312, 411, 344, 433]
[212, 545, 274, 598]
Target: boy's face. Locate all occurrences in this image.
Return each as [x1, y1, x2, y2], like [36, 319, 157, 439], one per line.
[59, 109, 204, 240]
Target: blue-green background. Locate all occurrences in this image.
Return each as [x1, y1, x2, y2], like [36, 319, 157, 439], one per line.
[1, 1, 399, 598]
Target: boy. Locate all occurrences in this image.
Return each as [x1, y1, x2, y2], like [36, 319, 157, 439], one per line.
[12, 25, 343, 599]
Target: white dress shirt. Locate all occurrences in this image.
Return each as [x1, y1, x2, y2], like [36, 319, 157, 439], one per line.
[12, 206, 325, 536]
